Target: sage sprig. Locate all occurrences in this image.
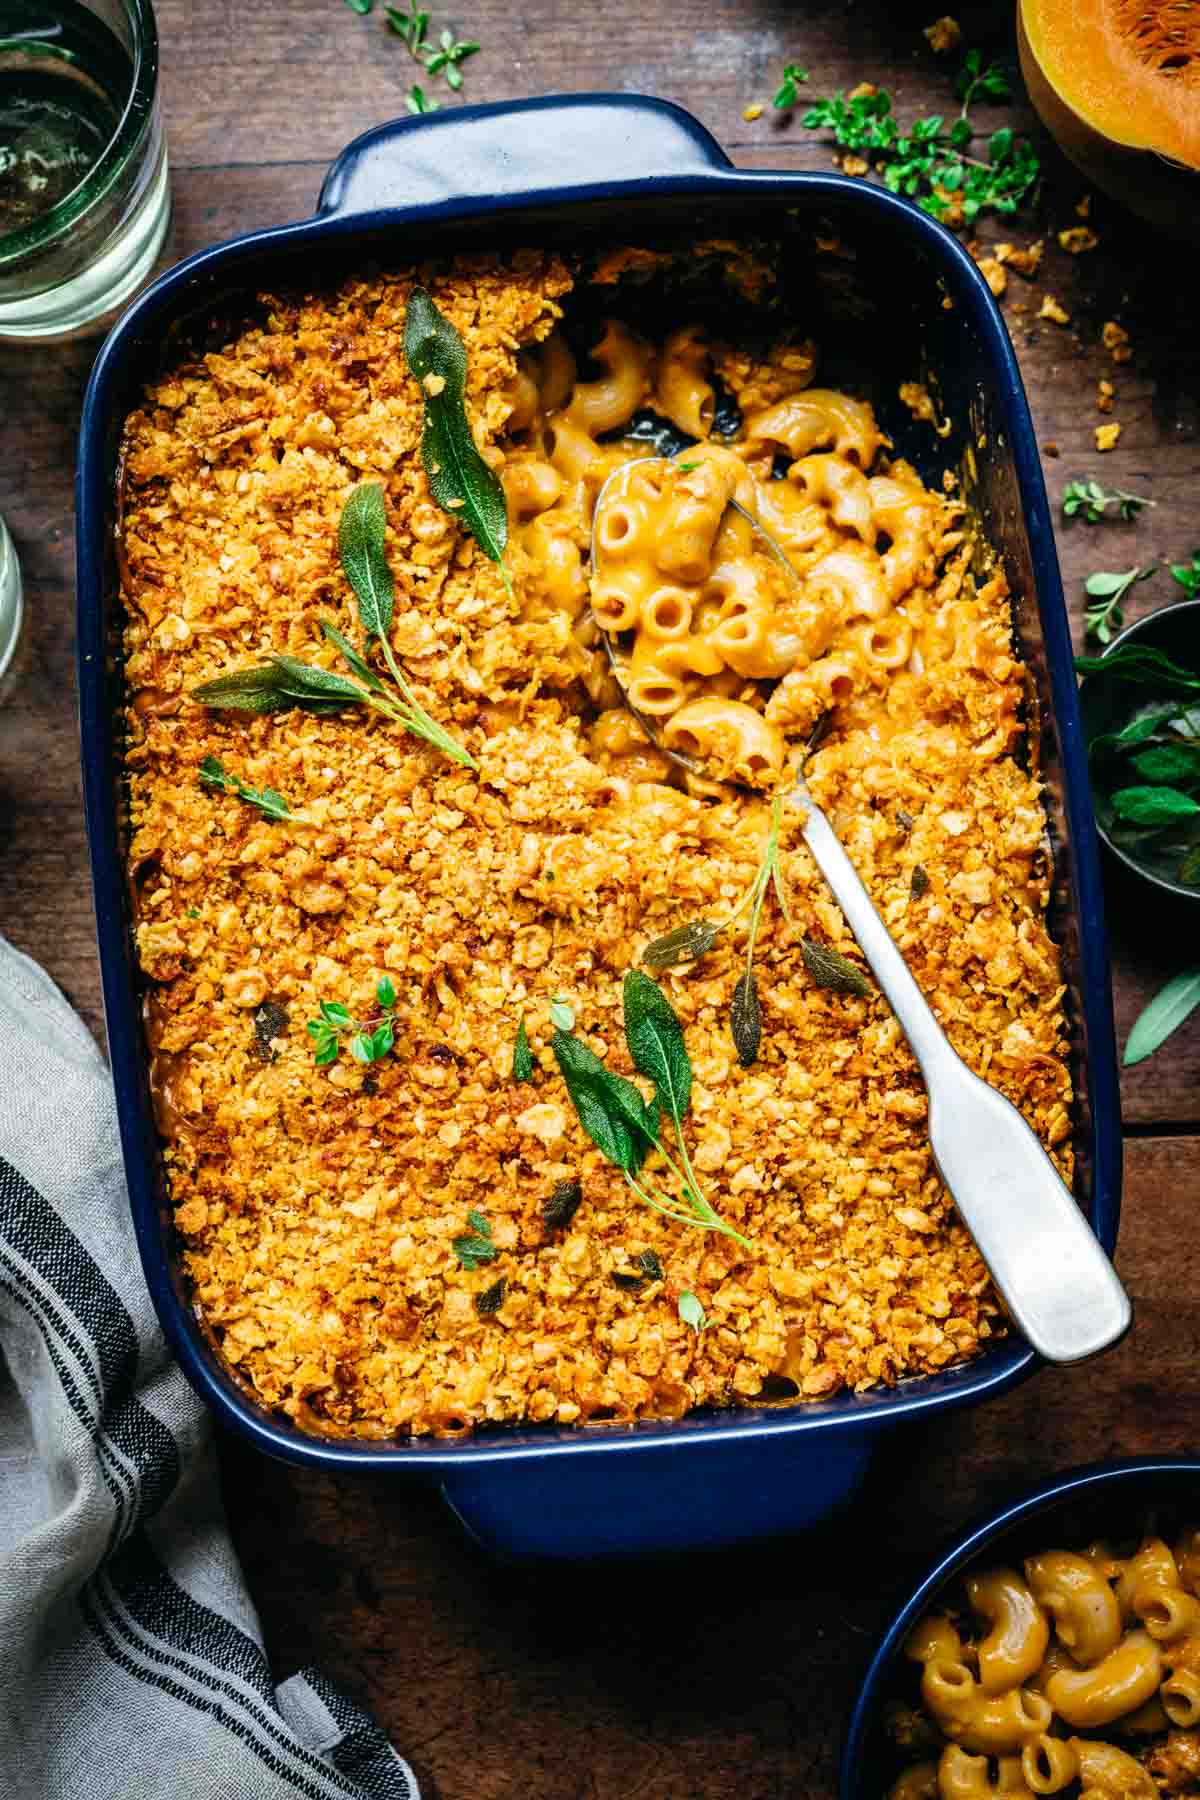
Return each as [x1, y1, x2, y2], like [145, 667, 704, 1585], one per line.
[512, 1016, 534, 1083]
[403, 288, 513, 594]
[551, 984, 750, 1248]
[199, 755, 311, 824]
[642, 793, 792, 1066]
[337, 483, 478, 767]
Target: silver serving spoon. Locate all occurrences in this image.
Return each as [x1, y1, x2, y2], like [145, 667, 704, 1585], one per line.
[591, 457, 1131, 1365]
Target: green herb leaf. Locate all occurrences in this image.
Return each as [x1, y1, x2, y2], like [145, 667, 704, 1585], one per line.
[269, 655, 368, 706]
[549, 996, 575, 1033]
[320, 1001, 355, 1028]
[801, 937, 872, 998]
[1130, 743, 1200, 785]
[406, 84, 439, 113]
[348, 1032, 375, 1064]
[1124, 968, 1200, 1066]
[475, 1276, 506, 1316]
[1082, 565, 1153, 644]
[636, 1249, 664, 1282]
[199, 754, 307, 823]
[622, 969, 692, 1125]
[377, 974, 397, 1010]
[543, 1177, 583, 1231]
[321, 621, 388, 692]
[1111, 786, 1200, 826]
[641, 918, 721, 970]
[1062, 477, 1153, 524]
[338, 483, 394, 643]
[678, 1291, 707, 1334]
[1170, 553, 1200, 599]
[910, 863, 931, 898]
[344, 0, 373, 13]
[730, 970, 762, 1067]
[466, 1208, 491, 1237]
[1074, 646, 1200, 690]
[772, 62, 809, 109]
[551, 1028, 656, 1175]
[452, 1231, 496, 1270]
[403, 287, 511, 588]
[190, 664, 291, 714]
[371, 1021, 395, 1059]
[512, 1015, 534, 1083]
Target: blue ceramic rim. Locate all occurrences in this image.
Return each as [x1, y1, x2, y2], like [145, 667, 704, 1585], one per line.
[839, 1456, 1200, 1798]
[76, 94, 1122, 1476]
[1078, 596, 1200, 905]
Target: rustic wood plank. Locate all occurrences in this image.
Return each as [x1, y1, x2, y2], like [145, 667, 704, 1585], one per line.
[221, 1135, 1198, 1800]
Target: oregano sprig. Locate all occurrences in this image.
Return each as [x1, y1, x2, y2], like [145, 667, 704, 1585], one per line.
[1062, 478, 1154, 525]
[1083, 565, 1154, 645]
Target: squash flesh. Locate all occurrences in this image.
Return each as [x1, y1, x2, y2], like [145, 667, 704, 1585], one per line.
[1022, 0, 1200, 166]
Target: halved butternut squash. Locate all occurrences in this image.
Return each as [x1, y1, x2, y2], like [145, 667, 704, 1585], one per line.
[1018, 0, 1200, 240]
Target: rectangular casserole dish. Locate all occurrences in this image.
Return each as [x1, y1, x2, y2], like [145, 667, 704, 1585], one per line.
[76, 95, 1123, 1560]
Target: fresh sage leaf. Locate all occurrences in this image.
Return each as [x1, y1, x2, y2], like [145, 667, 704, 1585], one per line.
[641, 918, 721, 970]
[801, 938, 873, 998]
[452, 1229, 496, 1270]
[475, 1276, 507, 1316]
[1130, 743, 1200, 785]
[321, 621, 388, 692]
[338, 482, 395, 642]
[269, 655, 368, 706]
[910, 863, 930, 898]
[1075, 646, 1200, 691]
[403, 287, 512, 589]
[1124, 968, 1200, 1066]
[543, 1177, 583, 1231]
[730, 971, 762, 1067]
[513, 1016, 534, 1083]
[551, 1027, 655, 1175]
[1111, 786, 1200, 826]
[622, 969, 692, 1125]
[190, 664, 291, 713]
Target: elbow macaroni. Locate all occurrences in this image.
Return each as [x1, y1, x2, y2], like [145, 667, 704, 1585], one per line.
[892, 1528, 1200, 1800]
[499, 318, 975, 789]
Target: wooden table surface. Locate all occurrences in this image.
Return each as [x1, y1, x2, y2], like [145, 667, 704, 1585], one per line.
[2, 3, 1199, 1795]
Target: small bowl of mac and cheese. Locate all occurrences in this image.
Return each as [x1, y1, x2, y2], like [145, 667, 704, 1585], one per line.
[841, 1459, 1200, 1800]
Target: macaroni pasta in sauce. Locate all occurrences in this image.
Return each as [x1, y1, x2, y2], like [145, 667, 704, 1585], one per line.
[890, 1527, 1200, 1799]
[117, 247, 1073, 1440]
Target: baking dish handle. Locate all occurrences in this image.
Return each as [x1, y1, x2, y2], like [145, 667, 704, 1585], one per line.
[316, 94, 733, 217]
[438, 1431, 872, 1560]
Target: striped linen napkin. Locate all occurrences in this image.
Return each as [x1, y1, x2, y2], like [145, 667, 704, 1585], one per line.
[0, 934, 418, 1800]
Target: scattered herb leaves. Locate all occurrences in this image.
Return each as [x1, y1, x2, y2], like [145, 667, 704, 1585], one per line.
[512, 1016, 534, 1083]
[801, 937, 873, 998]
[403, 288, 513, 593]
[543, 1177, 583, 1231]
[642, 919, 721, 971]
[1063, 478, 1154, 524]
[475, 1276, 506, 1316]
[1124, 969, 1200, 1066]
[772, 62, 809, 109]
[452, 1210, 496, 1270]
[307, 976, 399, 1068]
[801, 52, 1038, 224]
[1075, 645, 1200, 691]
[199, 755, 310, 824]
[1082, 637, 1200, 888]
[636, 1249, 664, 1282]
[549, 996, 576, 1033]
[406, 84, 439, 113]
[1083, 565, 1154, 645]
[678, 1291, 707, 1334]
[910, 863, 930, 899]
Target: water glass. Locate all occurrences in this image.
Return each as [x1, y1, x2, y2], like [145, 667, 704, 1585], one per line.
[0, 0, 169, 340]
[0, 511, 22, 685]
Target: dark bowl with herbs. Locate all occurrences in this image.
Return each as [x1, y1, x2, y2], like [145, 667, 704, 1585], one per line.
[1077, 600, 1200, 905]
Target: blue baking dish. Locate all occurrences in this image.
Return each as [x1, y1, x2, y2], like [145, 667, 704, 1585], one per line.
[76, 94, 1122, 1560]
[841, 1458, 1200, 1797]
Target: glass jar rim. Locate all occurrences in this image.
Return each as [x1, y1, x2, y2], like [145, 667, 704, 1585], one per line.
[0, 0, 160, 265]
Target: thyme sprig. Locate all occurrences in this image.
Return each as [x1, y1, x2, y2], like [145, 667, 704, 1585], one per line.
[1062, 478, 1154, 525]
[1083, 565, 1154, 645]
[307, 976, 399, 1067]
[642, 793, 792, 1066]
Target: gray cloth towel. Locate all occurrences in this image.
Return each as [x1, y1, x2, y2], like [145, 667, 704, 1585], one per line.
[0, 935, 419, 1800]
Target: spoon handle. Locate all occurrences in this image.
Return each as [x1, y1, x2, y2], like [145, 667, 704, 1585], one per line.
[794, 787, 1131, 1365]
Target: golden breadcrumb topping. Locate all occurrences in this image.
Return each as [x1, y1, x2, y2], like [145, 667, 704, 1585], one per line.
[117, 248, 1072, 1440]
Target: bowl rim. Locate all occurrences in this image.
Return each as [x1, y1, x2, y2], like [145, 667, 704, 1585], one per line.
[1078, 596, 1200, 904]
[839, 1454, 1200, 1798]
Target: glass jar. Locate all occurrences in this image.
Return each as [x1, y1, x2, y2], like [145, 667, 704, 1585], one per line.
[0, 511, 22, 686]
[0, 0, 170, 340]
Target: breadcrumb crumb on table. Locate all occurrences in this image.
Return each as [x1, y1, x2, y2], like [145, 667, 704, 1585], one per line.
[1095, 421, 1122, 451]
[1097, 379, 1115, 414]
[1038, 295, 1071, 326]
[742, 102, 763, 122]
[1058, 226, 1099, 254]
[1103, 320, 1133, 363]
[923, 16, 962, 52]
